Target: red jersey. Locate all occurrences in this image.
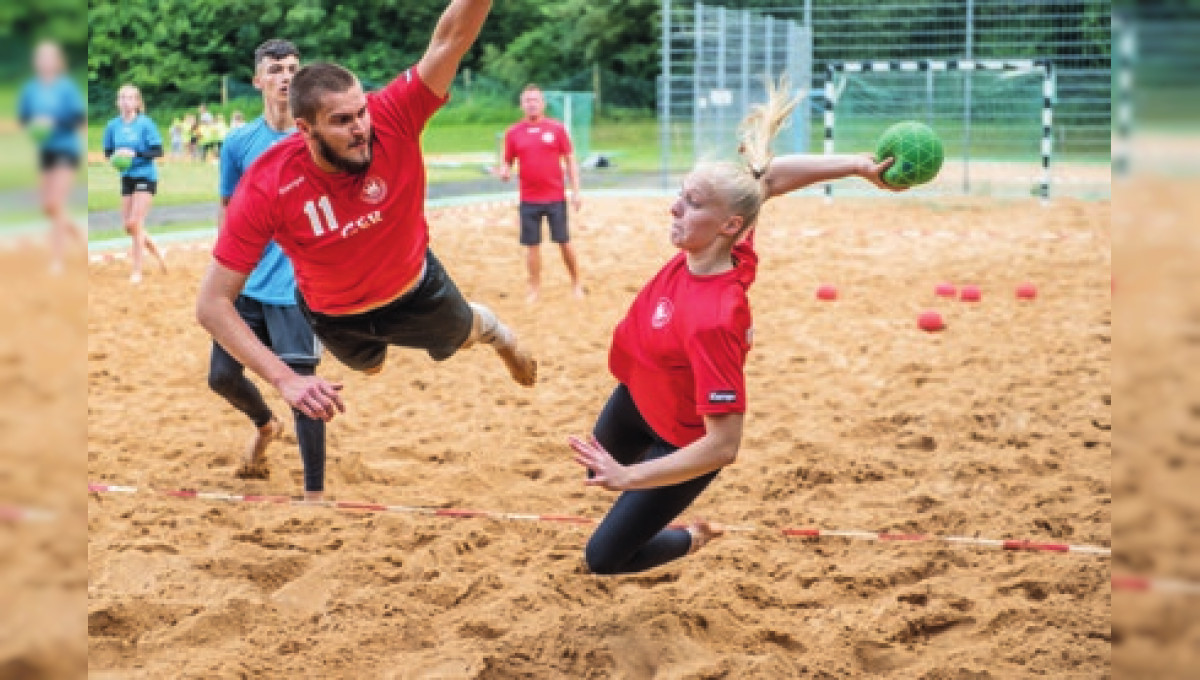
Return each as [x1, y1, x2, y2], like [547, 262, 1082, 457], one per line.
[503, 118, 572, 203]
[608, 234, 757, 448]
[215, 68, 447, 315]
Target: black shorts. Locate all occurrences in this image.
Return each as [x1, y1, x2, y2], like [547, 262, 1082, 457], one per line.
[120, 176, 158, 196]
[39, 149, 80, 172]
[519, 201, 569, 246]
[225, 295, 321, 366]
[296, 250, 474, 371]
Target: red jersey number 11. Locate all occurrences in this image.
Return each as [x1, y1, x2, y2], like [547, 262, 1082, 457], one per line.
[303, 196, 339, 237]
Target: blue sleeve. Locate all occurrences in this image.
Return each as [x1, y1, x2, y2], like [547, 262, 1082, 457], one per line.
[65, 82, 86, 128]
[17, 83, 31, 126]
[102, 121, 114, 154]
[218, 133, 241, 199]
[142, 117, 163, 150]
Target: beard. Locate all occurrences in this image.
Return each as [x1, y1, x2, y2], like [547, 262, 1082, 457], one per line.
[313, 129, 373, 174]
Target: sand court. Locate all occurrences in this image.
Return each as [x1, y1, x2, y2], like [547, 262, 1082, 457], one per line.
[87, 195, 1110, 677]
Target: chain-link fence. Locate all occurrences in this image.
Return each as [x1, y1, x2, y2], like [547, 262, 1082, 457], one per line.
[660, 0, 1110, 197]
[660, 3, 811, 182]
[1113, 6, 1200, 177]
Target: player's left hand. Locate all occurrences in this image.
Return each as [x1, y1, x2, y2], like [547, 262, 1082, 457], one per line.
[858, 155, 906, 192]
[570, 193, 582, 212]
[568, 435, 630, 491]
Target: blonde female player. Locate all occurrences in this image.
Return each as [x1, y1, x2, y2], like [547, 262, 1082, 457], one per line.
[569, 80, 902, 574]
[102, 84, 168, 283]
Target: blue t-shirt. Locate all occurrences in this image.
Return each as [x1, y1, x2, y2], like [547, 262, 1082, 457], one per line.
[102, 114, 162, 181]
[219, 117, 298, 305]
[18, 76, 85, 155]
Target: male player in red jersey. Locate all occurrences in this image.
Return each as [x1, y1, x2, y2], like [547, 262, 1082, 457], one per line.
[499, 84, 584, 303]
[197, 0, 534, 424]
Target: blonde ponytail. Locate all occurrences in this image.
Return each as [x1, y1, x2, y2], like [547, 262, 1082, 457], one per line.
[738, 74, 801, 179]
[692, 75, 801, 234]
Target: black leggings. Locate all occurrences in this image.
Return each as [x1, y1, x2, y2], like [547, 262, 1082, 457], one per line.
[208, 344, 326, 493]
[584, 384, 719, 575]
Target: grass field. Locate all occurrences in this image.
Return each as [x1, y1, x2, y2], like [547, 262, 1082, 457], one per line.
[85, 117, 666, 212]
[88, 220, 213, 244]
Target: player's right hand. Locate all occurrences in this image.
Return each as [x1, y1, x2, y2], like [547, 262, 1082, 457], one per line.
[279, 374, 345, 421]
[496, 165, 510, 182]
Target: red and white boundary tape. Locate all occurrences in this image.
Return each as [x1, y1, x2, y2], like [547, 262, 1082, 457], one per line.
[87, 482, 1200, 595]
[0, 505, 56, 522]
[1111, 575, 1200, 596]
[87, 481, 1108, 556]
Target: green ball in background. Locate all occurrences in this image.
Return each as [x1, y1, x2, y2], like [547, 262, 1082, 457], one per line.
[111, 153, 133, 173]
[29, 118, 53, 145]
[874, 121, 944, 188]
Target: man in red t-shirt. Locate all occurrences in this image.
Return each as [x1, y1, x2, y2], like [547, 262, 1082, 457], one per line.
[197, 0, 536, 425]
[499, 84, 584, 303]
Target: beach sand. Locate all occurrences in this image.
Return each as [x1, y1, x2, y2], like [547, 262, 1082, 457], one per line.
[88, 195, 1110, 678]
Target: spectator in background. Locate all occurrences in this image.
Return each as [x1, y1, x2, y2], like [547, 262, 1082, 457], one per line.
[169, 117, 185, 161]
[213, 113, 229, 158]
[498, 84, 585, 303]
[188, 114, 201, 161]
[230, 110, 246, 132]
[197, 115, 214, 162]
[18, 40, 86, 274]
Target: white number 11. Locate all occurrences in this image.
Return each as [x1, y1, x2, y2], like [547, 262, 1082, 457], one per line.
[303, 196, 338, 236]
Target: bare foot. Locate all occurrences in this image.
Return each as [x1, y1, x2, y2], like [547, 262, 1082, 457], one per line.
[235, 418, 282, 479]
[686, 518, 724, 555]
[572, 283, 586, 299]
[525, 288, 539, 305]
[129, 271, 143, 285]
[496, 341, 537, 387]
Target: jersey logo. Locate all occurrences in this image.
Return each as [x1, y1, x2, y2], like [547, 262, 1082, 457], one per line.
[651, 297, 673, 329]
[361, 176, 387, 204]
[708, 390, 738, 404]
[541, 131, 556, 144]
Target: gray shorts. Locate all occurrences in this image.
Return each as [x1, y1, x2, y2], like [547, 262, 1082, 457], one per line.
[519, 201, 569, 246]
[295, 250, 473, 371]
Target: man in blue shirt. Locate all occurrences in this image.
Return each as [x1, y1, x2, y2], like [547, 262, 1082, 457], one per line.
[208, 39, 328, 501]
[18, 40, 86, 273]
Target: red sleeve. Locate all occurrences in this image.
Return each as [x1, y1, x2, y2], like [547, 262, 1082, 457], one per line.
[214, 180, 274, 275]
[503, 127, 516, 164]
[687, 305, 752, 416]
[559, 122, 574, 155]
[369, 68, 449, 139]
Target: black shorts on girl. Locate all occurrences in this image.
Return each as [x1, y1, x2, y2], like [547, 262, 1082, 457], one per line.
[120, 176, 158, 195]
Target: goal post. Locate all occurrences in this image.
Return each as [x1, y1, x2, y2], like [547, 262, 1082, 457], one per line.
[823, 59, 1056, 202]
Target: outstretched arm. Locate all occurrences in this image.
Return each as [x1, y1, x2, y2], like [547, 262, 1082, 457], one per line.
[762, 153, 900, 199]
[196, 261, 345, 421]
[570, 413, 744, 491]
[416, 0, 492, 97]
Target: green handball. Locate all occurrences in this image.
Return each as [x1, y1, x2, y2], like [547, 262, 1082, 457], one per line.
[874, 121, 944, 188]
[111, 152, 133, 173]
[29, 117, 53, 145]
